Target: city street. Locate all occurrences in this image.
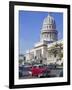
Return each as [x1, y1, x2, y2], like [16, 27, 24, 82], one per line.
[19, 64, 63, 79]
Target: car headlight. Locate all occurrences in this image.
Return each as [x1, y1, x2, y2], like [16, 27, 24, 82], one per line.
[29, 71, 32, 75]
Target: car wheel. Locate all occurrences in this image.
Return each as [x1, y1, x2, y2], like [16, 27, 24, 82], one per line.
[38, 74, 42, 78]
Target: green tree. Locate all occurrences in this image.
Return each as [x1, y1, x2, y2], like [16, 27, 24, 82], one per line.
[48, 43, 63, 61]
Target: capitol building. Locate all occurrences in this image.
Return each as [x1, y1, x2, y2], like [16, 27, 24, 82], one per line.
[20, 13, 63, 65]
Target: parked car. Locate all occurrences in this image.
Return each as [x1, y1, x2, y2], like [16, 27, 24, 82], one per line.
[31, 65, 47, 77]
[19, 65, 32, 78]
[47, 64, 56, 69]
[45, 69, 63, 77]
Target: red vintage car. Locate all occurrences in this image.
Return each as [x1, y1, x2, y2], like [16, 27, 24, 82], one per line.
[31, 65, 47, 77]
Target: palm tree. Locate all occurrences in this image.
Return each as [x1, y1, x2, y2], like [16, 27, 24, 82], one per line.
[57, 43, 63, 61]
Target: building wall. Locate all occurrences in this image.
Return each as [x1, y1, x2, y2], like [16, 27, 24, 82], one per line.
[25, 39, 63, 65]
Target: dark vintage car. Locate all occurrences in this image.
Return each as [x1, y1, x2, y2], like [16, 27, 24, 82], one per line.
[41, 69, 63, 78]
[19, 65, 32, 78]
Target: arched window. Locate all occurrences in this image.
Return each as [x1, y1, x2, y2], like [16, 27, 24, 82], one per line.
[52, 25, 53, 29]
[49, 25, 51, 29]
[47, 25, 48, 29]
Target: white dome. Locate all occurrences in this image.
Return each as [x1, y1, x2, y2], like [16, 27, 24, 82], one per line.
[40, 14, 58, 43]
[42, 14, 56, 31]
[43, 14, 56, 25]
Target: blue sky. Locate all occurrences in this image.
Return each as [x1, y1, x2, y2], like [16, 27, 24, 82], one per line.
[19, 11, 63, 54]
